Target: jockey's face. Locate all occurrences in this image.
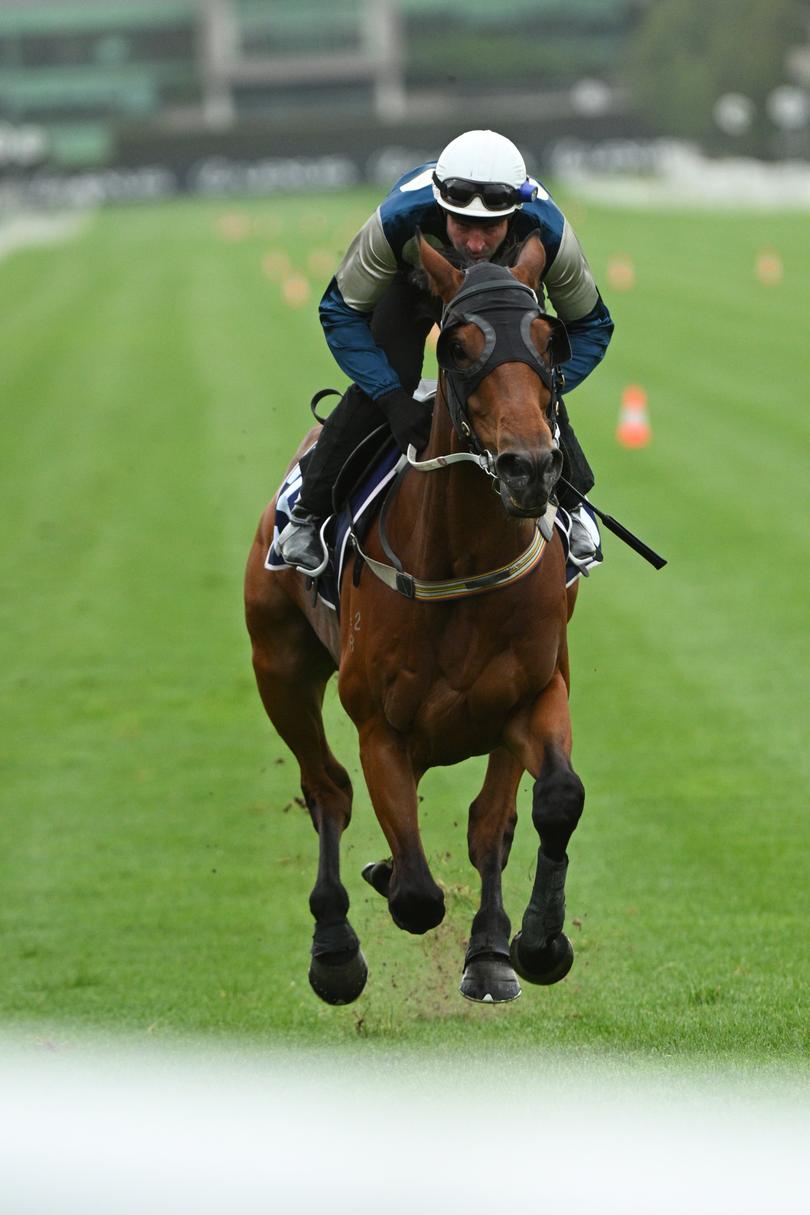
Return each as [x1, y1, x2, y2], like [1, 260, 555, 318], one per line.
[445, 213, 509, 263]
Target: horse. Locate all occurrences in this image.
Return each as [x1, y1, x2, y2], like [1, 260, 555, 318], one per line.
[244, 233, 587, 1005]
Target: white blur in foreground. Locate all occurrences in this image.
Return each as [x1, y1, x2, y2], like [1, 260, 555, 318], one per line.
[1, 1039, 808, 1215]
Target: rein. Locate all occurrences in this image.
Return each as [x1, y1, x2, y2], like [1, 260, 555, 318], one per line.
[349, 265, 565, 601]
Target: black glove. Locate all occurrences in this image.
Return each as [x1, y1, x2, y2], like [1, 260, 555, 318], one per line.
[376, 388, 432, 454]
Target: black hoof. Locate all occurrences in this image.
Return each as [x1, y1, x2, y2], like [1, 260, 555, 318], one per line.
[460, 952, 521, 1004]
[361, 860, 392, 899]
[308, 947, 368, 1005]
[509, 931, 574, 986]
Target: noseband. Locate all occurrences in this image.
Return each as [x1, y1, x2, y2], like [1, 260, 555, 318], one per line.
[434, 262, 571, 463]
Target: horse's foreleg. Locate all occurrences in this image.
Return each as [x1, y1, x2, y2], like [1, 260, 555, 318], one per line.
[460, 747, 523, 1003]
[358, 722, 445, 935]
[248, 600, 367, 1005]
[504, 671, 584, 986]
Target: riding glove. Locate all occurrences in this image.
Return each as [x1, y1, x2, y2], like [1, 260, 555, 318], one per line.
[376, 387, 432, 454]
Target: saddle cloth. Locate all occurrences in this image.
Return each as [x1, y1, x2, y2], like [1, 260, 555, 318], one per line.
[265, 438, 402, 611]
[265, 431, 600, 613]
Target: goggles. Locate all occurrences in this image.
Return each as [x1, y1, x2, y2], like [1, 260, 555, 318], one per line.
[432, 171, 538, 212]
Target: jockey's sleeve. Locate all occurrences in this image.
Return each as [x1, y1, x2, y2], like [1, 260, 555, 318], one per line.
[558, 296, 614, 394]
[318, 208, 402, 400]
[543, 217, 615, 394]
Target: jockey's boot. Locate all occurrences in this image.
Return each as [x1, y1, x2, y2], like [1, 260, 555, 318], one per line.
[277, 505, 328, 576]
[568, 504, 601, 574]
[278, 384, 384, 576]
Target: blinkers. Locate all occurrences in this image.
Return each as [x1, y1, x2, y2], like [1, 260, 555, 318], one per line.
[435, 262, 571, 454]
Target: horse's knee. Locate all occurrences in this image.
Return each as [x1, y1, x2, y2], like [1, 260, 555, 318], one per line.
[302, 780, 353, 832]
[388, 872, 445, 935]
[467, 810, 517, 873]
[531, 749, 584, 859]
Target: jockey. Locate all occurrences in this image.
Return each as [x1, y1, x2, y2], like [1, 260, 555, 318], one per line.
[278, 128, 614, 576]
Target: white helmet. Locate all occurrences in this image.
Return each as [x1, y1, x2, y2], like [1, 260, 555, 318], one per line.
[432, 129, 535, 218]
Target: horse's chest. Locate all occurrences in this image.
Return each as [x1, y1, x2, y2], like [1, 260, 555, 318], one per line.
[383, 644, 553, 755]
[339, 584, 565, 759]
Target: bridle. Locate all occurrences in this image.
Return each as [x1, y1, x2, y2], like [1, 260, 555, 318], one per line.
[408, 262, 570, 482]
[348, 263, 574, 601]
[438, 262, 570, 447]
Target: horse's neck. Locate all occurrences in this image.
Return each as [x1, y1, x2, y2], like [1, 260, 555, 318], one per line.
[390, 387, 534, 578]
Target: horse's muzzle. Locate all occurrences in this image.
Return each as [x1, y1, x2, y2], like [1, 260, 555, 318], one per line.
[495, 447, 563, 517]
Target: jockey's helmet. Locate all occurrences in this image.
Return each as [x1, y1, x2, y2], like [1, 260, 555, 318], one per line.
[432, 129, 537, 218]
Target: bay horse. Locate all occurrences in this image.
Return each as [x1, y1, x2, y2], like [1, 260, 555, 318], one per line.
[244, 234, 585, 1005]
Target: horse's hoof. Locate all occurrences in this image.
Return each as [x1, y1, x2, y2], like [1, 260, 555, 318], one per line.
[361, 860, 392, 899]
[509, 931, 574, 986]
[308, 947, 368, 1005]
[460, 952, 521, 1004]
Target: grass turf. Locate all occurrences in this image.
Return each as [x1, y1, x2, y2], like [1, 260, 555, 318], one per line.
[1, 190, 808, 1060]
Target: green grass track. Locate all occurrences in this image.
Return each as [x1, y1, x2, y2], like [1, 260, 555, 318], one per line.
[1, 191, 808, 1060]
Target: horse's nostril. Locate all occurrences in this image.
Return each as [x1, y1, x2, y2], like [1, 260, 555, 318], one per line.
[496, 449, 561, 489]
[496, 452, 534, 485]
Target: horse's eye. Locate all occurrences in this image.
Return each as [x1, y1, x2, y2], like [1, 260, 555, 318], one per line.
[449, 339, 468, 363]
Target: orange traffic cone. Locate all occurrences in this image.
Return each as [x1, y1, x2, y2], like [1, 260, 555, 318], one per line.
[617, 385, 651, 448]
[607, 253, 636, 292]
[755, 247, 783, 286]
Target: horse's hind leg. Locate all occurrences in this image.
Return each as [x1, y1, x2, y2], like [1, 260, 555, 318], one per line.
[460, 747, 523, 1004]
[504, 670, 584, 987]
[247, 593, 367, 1005]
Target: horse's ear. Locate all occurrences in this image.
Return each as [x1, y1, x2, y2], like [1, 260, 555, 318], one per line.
[510, 233, 547, 291]
[417, 232, 464, 303]
[534, 315, 572, 367]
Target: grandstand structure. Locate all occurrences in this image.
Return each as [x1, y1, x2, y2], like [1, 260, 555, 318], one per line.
[0, 0, 639, 172]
